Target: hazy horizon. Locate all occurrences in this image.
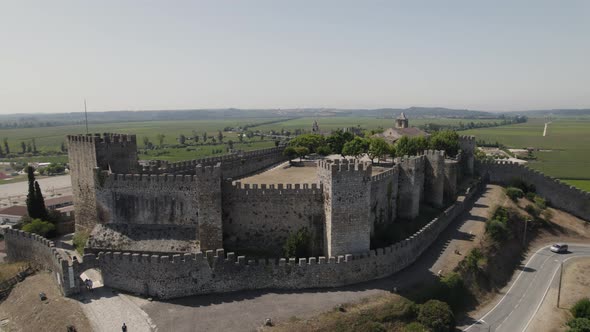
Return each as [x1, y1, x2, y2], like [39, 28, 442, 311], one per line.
[1, 1, 589, 114]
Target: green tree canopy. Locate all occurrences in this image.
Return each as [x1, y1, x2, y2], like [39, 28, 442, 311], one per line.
[283, 146, 298, 161]
[289, 134, 326, 153]
[429, 130, 460, 157]
[22, 219, 55, 237]
[326, 130, 354, 155]
[342, 137, 369, 159]
[367, 137, 391, 163]
[395, 136, 429, 157]
[417, 300, 455, 332]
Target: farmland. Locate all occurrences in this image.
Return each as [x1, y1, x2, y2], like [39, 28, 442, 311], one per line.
[464, 118, 590, 191]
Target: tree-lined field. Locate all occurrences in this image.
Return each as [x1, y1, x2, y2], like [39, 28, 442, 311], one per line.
[464, 118, 590, 190]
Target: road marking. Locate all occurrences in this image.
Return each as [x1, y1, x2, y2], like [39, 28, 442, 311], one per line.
[522, 254, 588, 332]
[521, 264, 561, 332]
[463, 245, 550, 331]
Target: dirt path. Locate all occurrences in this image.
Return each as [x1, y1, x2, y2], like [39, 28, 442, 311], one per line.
[78, 287, 156, 332]
[0, 272, 91, 332]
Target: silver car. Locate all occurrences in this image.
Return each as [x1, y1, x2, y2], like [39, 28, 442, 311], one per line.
[550, 243, 568, 253]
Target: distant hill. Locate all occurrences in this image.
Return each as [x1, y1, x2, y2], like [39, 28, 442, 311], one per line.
[0, 107, 520, 129]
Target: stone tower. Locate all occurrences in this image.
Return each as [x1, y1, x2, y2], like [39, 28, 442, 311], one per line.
[424, 150, 445, 208]
[395, 112, 409, 129]
[67, 133, 138, 232]
[317, 159, 372, 257]
[195, 163, 223, 250]
[396, 155, 425, 219]
[459, 135, 476, 175]
[312, 120, 320, 134]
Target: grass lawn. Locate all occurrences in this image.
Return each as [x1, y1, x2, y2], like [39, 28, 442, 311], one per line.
[464, 118, 590, 191]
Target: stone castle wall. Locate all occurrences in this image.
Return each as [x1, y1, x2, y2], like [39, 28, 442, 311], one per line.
[147, 147, 286, 179]
[222, 182, 325, 256]
[369, 167, 399, 236]
[2, 229, 78, 296]
[94, 171, 201, 225]
[459, 135, 475, 175]
[77, 180, 482, 299]
[424, 150, 446, 208]
[477, 160, 590, 221]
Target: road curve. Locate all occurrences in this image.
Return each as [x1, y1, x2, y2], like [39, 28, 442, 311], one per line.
[463, 244, 590, 332]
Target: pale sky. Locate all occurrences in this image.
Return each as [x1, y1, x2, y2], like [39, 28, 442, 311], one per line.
[1, 1, 589, 114]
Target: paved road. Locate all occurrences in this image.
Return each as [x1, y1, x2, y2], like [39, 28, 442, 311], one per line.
[463, 244, 590, 332]
[0, 174, 71, 205]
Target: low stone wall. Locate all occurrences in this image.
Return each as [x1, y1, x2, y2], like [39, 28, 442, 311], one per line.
[79, 179, 483, 299]
[2, 229, 78, 296]
[476, 160, 590, 221]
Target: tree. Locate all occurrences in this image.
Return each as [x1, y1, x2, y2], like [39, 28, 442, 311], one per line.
[142, 136, 150, 148]
[326, 129, 354, 155]
[283, 146, 298, 162]
[26, 142, 32, 153]
[274, 140, 280, 147]
[34, 181, 49, 221]
[156, 134, 165, 147]
[178, 134, 186, 145]
[22, 219, 55, 237]
[203, 132, 208, 142]
[417, 300, 455, 332]
[316, 145, 331, 156]
[294, 146, 309, 161]
[395, 136, 429, 157]
[26, 166, 36, 217]
[283, 227, 310, 258]
[238, 134, 243, 143]
[60, 142, 67, 152]
[342, 137, 369, 159]
[21, 141, 26, 154]
[3, 138, 9, 154]
[429, 130, 460, 157]
[227, 140, 234, 150]
[572, 298, 590, 319]
[289, 134, 326, 153]
[217, 130, 223, 142]
[367, 137, 390, 163]
[25, 167, 48, 220]
[567, 317, 590, 332]
[32, 138, 37, 153]
[0, 144, 3, 157]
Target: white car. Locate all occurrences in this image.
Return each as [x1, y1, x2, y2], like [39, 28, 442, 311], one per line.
[550, 243, 568, 253]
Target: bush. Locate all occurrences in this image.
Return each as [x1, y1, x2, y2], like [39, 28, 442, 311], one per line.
[572, 298, 590, 319]
[525, 192, 536, 201]
[567, 317, 590, 332]
[417, 300, 455, 332]
[486, 219, 509, 242]
[22, 219, 55, 237]
[283, 227, 311, 258]
[534, 196, 547, 209]
[505, 187, 524, 201]
[73, 231, 89, 255]
[435, 272, 471, 310]
[404, 322, 429, 332]
[510, 179, 536, 193]
[525, 204, 540, 218]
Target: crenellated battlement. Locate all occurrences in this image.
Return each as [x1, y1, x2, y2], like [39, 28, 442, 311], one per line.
[371, 165, 399, 182]
[67, 133, 137, 144]
[226, 181, 323, 196]
[99, 170, 201, 184]
[195, 162, 221, 175]
[395, 154, 426, 166]
[317, 159, 372, 173]
[423, 149, 446, 158]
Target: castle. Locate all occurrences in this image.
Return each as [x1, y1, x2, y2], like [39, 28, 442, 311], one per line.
[5, 131, 589, 299]
[65, 133, 475, 259]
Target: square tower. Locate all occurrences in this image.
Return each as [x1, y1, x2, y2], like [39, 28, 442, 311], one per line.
[317, 159, 372, 257]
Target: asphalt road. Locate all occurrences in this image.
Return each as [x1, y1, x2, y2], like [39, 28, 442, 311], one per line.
[463, 244, 590, 332]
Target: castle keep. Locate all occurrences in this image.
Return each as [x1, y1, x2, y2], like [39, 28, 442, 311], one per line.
[66, 133, 475, 258]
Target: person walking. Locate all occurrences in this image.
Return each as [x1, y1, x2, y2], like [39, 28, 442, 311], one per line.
[122, 323, 127, 332]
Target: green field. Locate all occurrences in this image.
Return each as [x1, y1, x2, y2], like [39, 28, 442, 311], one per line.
[0, 118, 280, 153]
[464, 118, 590, 190]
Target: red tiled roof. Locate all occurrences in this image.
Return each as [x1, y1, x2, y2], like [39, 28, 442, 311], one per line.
[0, 205, 27, 217]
